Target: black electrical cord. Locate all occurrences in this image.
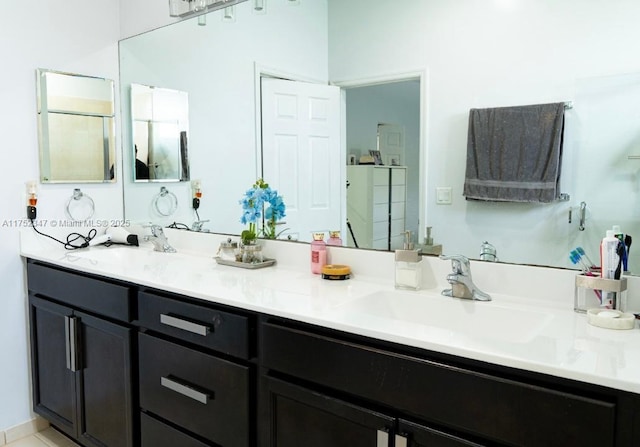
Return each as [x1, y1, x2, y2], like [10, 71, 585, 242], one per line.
[29, 218, 97, 250]
[166, 222, 191, 230]
[192, 197, 201, 222]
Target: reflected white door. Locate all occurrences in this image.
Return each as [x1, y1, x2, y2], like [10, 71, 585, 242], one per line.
[261, 78, 342, 241]
[378, 123, 405, 166]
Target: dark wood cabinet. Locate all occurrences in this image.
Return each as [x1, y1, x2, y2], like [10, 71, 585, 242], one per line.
[140, 412, 210, 447]
[27, 262, 134, 447]
[137, 291, 252, 359]
[260, 319, 636, 447]
[262, 374, 488, 447]
[136, 289, 256, 446]
[396, 419, 486, 447]
[138, 333, 251, 446]
[29, 296, 77, 437]
[77, 311, 133, 447]
[263, 376, 395, 447]
[26, 259, 640, 447]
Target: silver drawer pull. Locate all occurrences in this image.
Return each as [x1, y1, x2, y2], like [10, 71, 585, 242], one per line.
[65, 316, 71, 370]
[394, 434, 408, 447]
[160, 314, 210, 336]
[376, 429, 389, 447]
[160, 376, 210, 404]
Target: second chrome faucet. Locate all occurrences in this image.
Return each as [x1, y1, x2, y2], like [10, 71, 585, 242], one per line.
[440, 254, 491, 301]
[144, 225, 177, 253]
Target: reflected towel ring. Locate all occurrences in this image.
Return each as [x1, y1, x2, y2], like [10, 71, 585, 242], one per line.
[579, 201, 587, 231]
[65, 188, 95, 222]
[153, 186, 178, 217]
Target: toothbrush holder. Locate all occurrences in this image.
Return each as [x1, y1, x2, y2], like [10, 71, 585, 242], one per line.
[574, 274, 628, 313]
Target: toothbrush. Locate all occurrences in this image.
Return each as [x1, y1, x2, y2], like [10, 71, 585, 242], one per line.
[624, 235, 632, 271]
[576, 247, 596, 270]
[570, 250, 591, 272]
[569, 252, 602, 302]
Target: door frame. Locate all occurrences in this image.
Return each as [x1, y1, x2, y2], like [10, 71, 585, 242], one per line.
[332, 69, 429, 246]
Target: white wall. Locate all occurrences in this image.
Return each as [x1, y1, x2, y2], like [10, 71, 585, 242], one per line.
[119, 0, 178, 39]
[328, 0, 640, 269]
[0, 0, 121, 432]
[120, 1, 329, 233]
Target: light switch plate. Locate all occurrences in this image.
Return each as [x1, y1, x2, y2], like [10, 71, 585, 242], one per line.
[436, 187, 452, 205]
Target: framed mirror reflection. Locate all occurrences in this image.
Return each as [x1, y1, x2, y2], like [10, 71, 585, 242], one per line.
[36, 68, 116, 183]
[130, 84, 190, 182]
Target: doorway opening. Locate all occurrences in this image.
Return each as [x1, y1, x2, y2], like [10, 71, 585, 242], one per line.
[341, 78, 422, 250]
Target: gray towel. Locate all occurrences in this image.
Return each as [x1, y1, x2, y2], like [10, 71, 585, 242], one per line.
[463, 102, 565, 203]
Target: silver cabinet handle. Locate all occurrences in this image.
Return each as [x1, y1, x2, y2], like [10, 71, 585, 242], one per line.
[394, 434, 408, 447]
[64, 316, 71, 370]
[376, 429, 389, 447]
[68, 316, 79, 372]
[160, 314, 210, 336]
[161, 376, 210, 404]
[70, 316, 79, 372]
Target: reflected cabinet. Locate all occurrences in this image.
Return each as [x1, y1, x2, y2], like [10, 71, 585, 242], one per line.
[347, 166, 407, 251]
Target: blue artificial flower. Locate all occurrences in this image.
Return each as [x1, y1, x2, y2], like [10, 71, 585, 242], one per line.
[265, 191, 286, 221]
[239, 179, 286, 239]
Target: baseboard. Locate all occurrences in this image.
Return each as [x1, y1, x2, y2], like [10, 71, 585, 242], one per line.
[0, 417, 49, 445]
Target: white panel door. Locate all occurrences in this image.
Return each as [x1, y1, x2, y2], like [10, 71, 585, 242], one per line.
[261, 78, 342, 241]
[378, 123, 405, 166]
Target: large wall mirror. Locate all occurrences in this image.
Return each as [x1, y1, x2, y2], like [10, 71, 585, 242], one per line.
[37, 68, 116, 183]
[119, 0, 640, 273]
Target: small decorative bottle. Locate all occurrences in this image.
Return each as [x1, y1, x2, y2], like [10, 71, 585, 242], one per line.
[327, 231, 343, 246]
[311, 232, 327, 274]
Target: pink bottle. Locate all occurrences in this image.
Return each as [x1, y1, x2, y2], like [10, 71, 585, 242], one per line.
[326, 231, 343, 246]
[311, 232, 327, 274]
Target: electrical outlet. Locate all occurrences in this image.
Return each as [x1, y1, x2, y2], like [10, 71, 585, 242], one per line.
[436, 187, 452, 205]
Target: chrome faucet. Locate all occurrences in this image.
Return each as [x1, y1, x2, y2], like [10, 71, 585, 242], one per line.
[191, 219, 210, 232]
[144, 225, 177, 253]
[440, 254, 491, 301]
[479, 241, 498, 262]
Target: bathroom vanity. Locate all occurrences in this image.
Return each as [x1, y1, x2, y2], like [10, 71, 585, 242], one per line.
[21, 236, 640, 447]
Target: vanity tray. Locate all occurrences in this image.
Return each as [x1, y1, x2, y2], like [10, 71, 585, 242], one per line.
[214, 257, 276, 269]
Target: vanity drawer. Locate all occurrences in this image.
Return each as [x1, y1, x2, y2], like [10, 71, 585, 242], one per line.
[139, 333, 251, 447]
[138, 291, 251, 359]
[27, 261, 132, 322]
[261, 322, 616, 447]
[140, 412, 210, 447]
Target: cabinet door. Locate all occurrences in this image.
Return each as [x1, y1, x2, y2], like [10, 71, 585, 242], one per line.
[29, 295, 79, 439]
[76, 311, 134, 447]
[396, 419, 486, 447]
[263, 376, 395, 447]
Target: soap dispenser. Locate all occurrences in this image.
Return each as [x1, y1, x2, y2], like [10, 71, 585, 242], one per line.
[395, 231, 422, 290]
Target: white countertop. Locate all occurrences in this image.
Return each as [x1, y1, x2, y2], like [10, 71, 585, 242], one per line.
[20, 231, 640, 395]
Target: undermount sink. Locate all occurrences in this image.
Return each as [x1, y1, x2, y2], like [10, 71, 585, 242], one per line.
[334, 290, 554, 344]
[66, 246, 183, 265]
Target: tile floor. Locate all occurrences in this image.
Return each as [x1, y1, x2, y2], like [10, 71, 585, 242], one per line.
[5, 428, 79, 447]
